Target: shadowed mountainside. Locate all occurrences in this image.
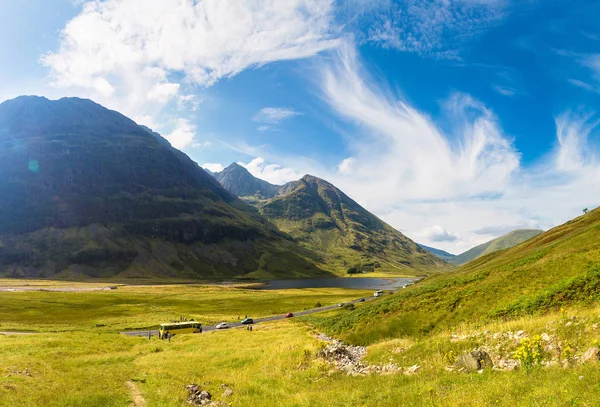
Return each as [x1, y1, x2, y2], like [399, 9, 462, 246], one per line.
[0, 96, 330, 279]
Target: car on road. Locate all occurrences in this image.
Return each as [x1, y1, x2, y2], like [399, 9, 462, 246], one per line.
[284, 312, 294, 318]
[216, 322, 229, 329]
[374, 290, 384, 297]
[358, 298, 365, 302]
[241, 318, 254, 324]
[337, 303, 344, 307]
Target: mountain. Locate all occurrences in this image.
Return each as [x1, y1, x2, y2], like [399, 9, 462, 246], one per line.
[418, 244, 456, 262]
[307, 209, 599, 345]
[258, 175, 451, 275]
[214, 163, 280, 198]
[448, 229, 543, 265]
[0, 96, 330, 279]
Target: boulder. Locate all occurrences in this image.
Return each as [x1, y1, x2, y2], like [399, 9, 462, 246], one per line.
[454, 350, 493, 372]
[581, 348, 600, 364]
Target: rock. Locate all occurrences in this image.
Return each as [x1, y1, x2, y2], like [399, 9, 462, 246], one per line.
[221, 384, 233, 397]
[580, 348, 600, 364]
[454, 350, 493, 372]
[185, 384, 213, 406]
[541, 333, 551, 342]
[404, 364, 420, 375]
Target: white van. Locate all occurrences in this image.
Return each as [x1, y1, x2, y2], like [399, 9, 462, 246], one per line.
[374, 290, 383, 297]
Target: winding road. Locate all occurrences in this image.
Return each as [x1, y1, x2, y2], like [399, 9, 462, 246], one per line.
[120, 291, 389, 337]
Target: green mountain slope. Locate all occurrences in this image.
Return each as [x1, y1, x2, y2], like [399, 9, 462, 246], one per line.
[305, 207, 600, 345]
[449, 229, 543, 265]
[0, 96, 330, 280]
[259, 175, 452, 275]
[417, 244, 456, 262]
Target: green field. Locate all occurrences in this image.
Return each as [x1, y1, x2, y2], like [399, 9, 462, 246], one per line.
[2, 300, 600, 406]
[0, 282, 371, 332]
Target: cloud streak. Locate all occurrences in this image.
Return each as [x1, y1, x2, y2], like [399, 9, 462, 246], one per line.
[42, 0, 339, 146]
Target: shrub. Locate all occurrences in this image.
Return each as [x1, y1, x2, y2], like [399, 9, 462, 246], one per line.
[346, 267, 359, 275]
[343, 303, 355, 311]
[514, 335, 544, 372]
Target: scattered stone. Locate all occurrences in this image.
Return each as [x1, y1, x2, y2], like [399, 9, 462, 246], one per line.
[494, 359, 519, 371]
[453, 350, 493, 372]
[580, 348, 600, 364]
[404, 364, 420, 375]
[185, 384, 221, 406]
[221, 384, 233, 397]
[579, 376, 584, 381]
[541, 333, 551, 342]
[316, 333, 405, 376]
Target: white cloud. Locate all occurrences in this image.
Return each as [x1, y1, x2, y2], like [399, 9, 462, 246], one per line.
[202, 163, 224, 173]
[364, 0, 507, 58]
[42, 0, 339, 119]
[239, 157, 302, 185]
[337, 157, 356, 174]
[134, 115, 161, 131]
[419, 225, 459, 242]
[254, 107, 302, 124]
[253, 107, 303, 131]
[147, 82, 180, 103]
[322, 42, 519, 203]
[164, 119, 210, 150]
[300, 40, 600, 253]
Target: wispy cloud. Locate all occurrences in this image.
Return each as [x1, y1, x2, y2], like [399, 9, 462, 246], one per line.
[42, 0, 339, 146]
[362, 0, 508, 58]
[253, 107, 303, 131]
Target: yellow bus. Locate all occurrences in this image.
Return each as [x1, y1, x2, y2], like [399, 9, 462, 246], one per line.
[159, 321, 202, 338]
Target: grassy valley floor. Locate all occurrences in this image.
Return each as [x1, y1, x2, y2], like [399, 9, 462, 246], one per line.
[1, 282, 600, 406]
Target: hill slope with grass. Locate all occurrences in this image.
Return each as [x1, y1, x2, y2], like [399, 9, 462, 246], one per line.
[0, 96, 329, 280]
[259, 175, 452, 275]
[304, 207, 600, 345]
[449, 229, 543, 265]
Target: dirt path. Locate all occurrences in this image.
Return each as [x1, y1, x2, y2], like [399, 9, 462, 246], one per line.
[126, 381, 147, 407]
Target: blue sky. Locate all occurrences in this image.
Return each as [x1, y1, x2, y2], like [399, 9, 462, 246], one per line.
[2, 0, 600, 253]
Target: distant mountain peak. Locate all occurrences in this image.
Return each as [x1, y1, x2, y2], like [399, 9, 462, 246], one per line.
[215, 162, 281, 198]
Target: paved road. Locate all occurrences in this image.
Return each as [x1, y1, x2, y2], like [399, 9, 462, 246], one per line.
[121, 291, 391, 337]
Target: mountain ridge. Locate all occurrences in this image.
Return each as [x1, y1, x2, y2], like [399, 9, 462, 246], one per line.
[448, 229, 544, 265]
[0, 96, 329, 279]
[212, 164, 452, 275]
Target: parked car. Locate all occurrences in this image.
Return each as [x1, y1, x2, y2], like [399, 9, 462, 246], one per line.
[358, 298, 365, 302]
[284, 312, 294, 318]
[216, 322, 229, 329]
[241, 318, 254, 325]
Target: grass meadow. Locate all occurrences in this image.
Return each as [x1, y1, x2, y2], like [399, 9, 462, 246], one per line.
[2, 302, 600, 406]
[0, 282, 370, 332]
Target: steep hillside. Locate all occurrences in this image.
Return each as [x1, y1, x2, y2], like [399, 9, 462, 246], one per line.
[0, 96, 329, 279]
[449, 229, 543, 265]
[305, 207, 600, 345]
[259, 175, 451, 275]
[418, 244, 456, 262]
[215, 163, 281, 198]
